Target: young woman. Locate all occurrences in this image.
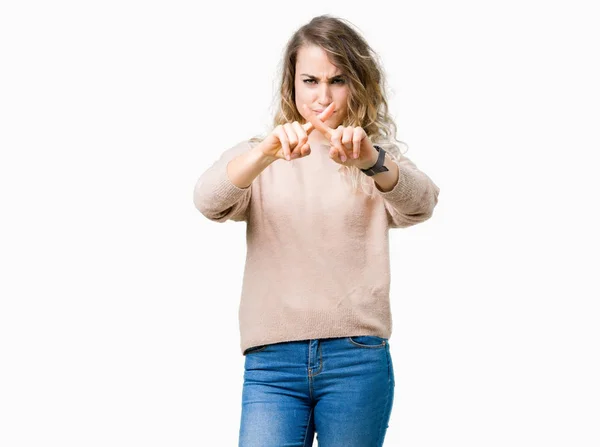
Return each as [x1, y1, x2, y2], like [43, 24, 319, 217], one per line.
[194, 14, 440, 447]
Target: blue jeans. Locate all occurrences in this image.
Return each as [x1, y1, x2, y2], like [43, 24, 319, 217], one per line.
[239, 336, 395, 446]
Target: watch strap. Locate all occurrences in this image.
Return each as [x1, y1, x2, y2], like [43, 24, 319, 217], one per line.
[360, 145, 390, 176]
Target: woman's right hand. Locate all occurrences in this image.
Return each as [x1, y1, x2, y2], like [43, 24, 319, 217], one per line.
[259, 103, 336, 161]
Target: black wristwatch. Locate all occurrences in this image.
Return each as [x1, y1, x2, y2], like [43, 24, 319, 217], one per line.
[360, 145, 389, 176]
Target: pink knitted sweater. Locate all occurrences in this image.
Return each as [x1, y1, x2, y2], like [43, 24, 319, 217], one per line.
[193, 139, 440, 355]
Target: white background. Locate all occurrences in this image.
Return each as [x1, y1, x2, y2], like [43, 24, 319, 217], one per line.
[1, 0, 599, 446]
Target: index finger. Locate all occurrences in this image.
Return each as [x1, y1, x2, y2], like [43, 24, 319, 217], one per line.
[302, 103, 334, 138]
[302, 102, 335, 134]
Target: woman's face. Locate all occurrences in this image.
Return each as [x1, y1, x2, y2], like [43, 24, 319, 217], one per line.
[294, 45, 349, 138]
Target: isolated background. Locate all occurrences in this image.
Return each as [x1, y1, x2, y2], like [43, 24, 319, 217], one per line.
[1, 0, 599, 446]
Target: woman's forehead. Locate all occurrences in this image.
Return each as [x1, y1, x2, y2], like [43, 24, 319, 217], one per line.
[296, 46, 341, 77]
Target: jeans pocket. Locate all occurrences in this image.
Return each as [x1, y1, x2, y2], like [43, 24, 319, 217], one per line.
[347, 335, 387, 348]
[243, 344, 269, 355]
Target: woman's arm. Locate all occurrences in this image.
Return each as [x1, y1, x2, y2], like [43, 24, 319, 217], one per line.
[193, 141, 274, 222]
[226, 143, 276, 189]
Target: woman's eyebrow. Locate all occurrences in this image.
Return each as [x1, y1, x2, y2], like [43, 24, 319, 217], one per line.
[300, 73, 345, 80]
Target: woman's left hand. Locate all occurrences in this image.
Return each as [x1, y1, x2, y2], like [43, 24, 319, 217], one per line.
[302, 104, 378, 169]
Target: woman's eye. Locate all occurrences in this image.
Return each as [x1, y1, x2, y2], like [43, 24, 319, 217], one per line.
[303, 79, 345, 84]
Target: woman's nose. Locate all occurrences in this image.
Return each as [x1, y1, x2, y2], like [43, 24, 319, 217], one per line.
[318, 84, 332, 103]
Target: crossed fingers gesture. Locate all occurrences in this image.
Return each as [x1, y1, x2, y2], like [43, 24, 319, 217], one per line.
[261, 103, 336, 161]
[302, 103, 378, 169]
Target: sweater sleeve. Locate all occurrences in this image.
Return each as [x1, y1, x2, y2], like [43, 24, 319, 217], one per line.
[193, 140, 253, 223]
[376, 152, 441, 229]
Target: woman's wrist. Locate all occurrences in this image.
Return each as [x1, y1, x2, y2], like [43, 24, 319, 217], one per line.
[357, 147, 380, 170]
[253, 145, 277, 165]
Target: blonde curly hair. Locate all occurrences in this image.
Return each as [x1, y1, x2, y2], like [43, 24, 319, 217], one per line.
[250, 14, 408, 197]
